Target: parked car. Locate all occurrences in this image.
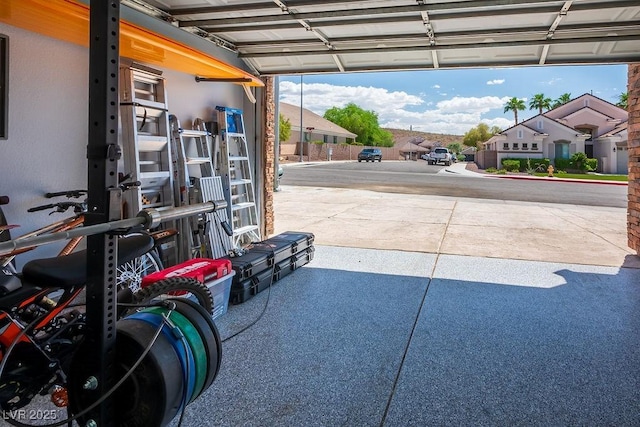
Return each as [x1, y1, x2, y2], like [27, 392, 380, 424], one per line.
[427, 147, 453, 166]
[358, 148, 382, 162]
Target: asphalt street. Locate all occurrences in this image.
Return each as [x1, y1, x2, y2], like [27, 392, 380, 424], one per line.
[280, 160, 628, 208]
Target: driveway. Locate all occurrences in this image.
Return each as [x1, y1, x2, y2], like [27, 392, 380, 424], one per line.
[272, 184, 636, 268]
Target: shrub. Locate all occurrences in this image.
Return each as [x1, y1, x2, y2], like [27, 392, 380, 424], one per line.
[524, 158, 535, 175]
[486, 167, 498, 173]
[554, 158, 571, 171]
[570, 152, 588, 170]
[585, 158, 598, 172]
[496, 169, 507, 174]
[501, 159, 521, 172]
[531, 158, 550, 171]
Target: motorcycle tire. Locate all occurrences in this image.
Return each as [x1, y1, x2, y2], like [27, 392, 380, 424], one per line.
[132, 277, 214, 315]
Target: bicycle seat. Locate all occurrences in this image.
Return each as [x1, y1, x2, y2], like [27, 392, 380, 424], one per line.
[22, 234, 155, 289]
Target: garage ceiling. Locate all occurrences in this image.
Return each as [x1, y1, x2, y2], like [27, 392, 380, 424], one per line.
[125, 0, 640, 75]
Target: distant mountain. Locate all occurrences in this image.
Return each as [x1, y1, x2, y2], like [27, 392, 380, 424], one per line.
[384, 128, 462, 147]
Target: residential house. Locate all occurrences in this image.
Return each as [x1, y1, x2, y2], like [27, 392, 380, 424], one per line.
[279, 102, 356, 144]
[398, 141, 428, 160]
[461, 146, 477, 162]
[483, 94, 628, 174]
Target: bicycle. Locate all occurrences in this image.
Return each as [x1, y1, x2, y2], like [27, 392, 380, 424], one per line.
[0, 187, 169, 293]
[0, 198, 228, 425]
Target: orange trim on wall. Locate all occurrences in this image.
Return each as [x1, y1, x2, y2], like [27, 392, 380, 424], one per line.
[0, 0, 263, 87]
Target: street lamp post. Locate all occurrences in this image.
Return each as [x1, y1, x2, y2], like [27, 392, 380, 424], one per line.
[299, 75, 303, 162]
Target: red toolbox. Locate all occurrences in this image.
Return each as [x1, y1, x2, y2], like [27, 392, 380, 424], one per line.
[141, 258, 232, 287]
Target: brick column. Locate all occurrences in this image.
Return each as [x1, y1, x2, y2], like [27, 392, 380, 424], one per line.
[262, 76, 276, 237]
[627, 63, 640, 252]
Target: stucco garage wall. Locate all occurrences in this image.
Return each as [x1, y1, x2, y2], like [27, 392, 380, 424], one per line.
[0, 24, 252, 266]
[161, 68, 242, 131]
[0, 23, 89, 263]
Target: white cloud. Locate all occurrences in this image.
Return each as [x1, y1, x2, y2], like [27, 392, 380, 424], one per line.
[545, 77, 562, 85]
[437, 96, 511, 113]
[487, 79, 505, 85]
[279, 81, 514, 135]
[279, 81, 423, 114]
[432, 84, 441, 89]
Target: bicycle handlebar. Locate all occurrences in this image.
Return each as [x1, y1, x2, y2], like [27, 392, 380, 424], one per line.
[44, 172, 140, 202]
[27, 203, 56, 213]
[45, 190, 88, 199]
[45, 179, 139, 201]
[28, 201, 86, 214]
[0, 196, 8, 206]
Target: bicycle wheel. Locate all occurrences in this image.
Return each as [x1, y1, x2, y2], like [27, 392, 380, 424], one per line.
[132, 277, 214, 315]
[116, 250, 163, 293]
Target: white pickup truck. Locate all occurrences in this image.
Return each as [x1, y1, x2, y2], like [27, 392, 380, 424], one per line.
[426, 147, 453, 166]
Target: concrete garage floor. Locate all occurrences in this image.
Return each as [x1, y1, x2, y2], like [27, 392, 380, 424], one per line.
[173, 175, 640, 426]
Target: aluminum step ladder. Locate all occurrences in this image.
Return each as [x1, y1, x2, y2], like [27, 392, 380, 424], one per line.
[169, 115, 216, 261]
[119, 65, 177, 265]
[215, 106, 261, 250]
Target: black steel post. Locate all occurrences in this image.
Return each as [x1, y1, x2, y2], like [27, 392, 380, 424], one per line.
[84, 0, 120, 425]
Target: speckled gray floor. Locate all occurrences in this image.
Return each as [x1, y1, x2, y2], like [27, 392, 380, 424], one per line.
[170, 246, 640, 427]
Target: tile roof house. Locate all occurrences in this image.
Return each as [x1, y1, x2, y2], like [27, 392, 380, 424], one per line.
[483, 94, 628, 174]
[279, 102, 357, 144]
[398, 141, 428, 160]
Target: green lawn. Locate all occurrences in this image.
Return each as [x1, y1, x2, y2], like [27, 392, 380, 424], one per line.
[533, 172, 628, 182]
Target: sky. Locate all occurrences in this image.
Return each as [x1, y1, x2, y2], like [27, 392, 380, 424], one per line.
[278, 64, 628, 136]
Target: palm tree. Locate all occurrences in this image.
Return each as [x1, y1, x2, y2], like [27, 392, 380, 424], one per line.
[503, 97, 526, 124]
[529, 93, 552, 114]
[551, 93, 571, 109]
[616, 92, 628, 109]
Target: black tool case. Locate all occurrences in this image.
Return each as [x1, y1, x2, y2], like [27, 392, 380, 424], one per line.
[222, 250, 272, 282]
[245, 239, 295, 266]
[273, 246, 316, 282]
[230, 268, 273, 305]
[227, 232, 316, 305]
[268, 231, 315, 254]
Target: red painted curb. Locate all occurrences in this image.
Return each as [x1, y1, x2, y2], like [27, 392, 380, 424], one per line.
[491, 174, 627, 186]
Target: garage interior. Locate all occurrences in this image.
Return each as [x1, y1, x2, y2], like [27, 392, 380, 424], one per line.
[0, 0, 639, 425]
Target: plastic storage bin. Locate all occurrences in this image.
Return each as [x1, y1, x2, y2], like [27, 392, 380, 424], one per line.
[140, 258, 234, 320]
[207, 270, 235, 320]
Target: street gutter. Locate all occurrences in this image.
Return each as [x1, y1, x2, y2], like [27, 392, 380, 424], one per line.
[488, 174, 628, 186]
